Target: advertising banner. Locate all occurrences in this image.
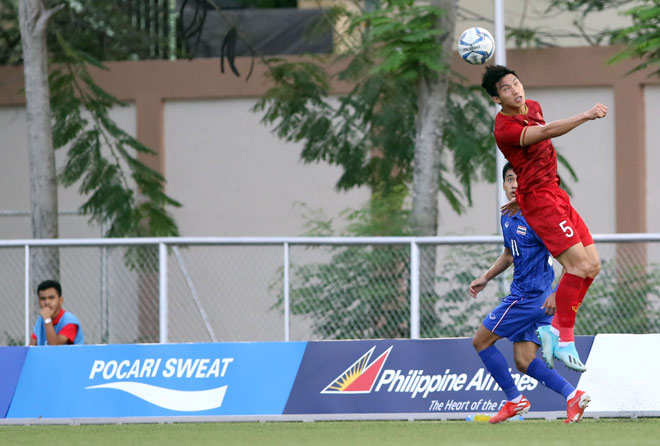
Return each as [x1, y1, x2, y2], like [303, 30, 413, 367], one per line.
[0, 347, 28, 418]
[7, 342, 306, 418]
[284, 337, 593, 415]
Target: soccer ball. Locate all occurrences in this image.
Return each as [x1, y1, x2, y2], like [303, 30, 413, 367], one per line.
[457, 27, 495, 65]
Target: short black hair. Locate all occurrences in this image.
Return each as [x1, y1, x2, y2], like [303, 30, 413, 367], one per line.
[502, 162, 513, 182]
[482, 65, 519, 97]
[37, 279, 61, 296]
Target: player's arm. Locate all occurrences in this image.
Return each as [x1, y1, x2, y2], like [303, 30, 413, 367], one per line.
[500, 197, 520, 217]
[469, 248, 514, 298]
[521, 103, 607, 146]
[44, 322, 70, 346]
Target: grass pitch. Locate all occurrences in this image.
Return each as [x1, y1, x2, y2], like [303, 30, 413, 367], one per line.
[1, 418, 659, 446]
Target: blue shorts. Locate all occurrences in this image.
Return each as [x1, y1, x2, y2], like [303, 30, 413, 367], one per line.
[482, 291, 554, 344]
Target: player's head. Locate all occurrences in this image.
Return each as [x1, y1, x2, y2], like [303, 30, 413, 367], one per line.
[37, 280, 63, 314]
[481, 65, 524, 110]
[502, 162, 517, 201]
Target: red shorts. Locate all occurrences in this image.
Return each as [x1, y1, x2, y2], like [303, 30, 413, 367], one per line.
[516, 186, 594, 258]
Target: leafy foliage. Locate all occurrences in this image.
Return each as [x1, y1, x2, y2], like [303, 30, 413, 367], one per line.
[493, 0, 637, 48]
[45, 0, 170, 61]
[273, 210, 508, 340]
[577, 257, 660, 334]
[609, 1, 660, 76]
[1, 0, 172, 65]
[255, 0, 495, 212]
[422, 243, 501, 338]
[4, 1, 181, 237]
[547, 0, 637, 15]
[272, 190, 413, 339]
[51, 34, 180, 237]
[0, 0, 21, 65]
[272, 190, 505, 340]
[506, 27, 553, 49]
[287, 242, 413, 339]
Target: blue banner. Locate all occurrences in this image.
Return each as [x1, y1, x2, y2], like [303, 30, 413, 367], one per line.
[0, 347, 28, 418]
[284, 337, 593, 415]
[8, 342, 306, 418]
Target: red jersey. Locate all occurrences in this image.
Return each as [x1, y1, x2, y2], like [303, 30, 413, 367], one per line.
[494, 99, 560, 193]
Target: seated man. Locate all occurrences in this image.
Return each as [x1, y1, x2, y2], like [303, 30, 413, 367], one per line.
[30, 280, 84, 345]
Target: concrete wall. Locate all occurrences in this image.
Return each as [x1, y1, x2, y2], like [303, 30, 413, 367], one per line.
[1, 46, 658, 238]
[646, 86, 660, 233]
[456, 0, 632, 47]
[164, 98, 368, 237]
[0, 105, 135, 238]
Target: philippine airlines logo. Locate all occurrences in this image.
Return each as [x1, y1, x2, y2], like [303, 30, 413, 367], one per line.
[321, 346, 393, 394]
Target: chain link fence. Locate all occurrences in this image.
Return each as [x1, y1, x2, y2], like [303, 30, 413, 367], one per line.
[1, 235, 659, 346]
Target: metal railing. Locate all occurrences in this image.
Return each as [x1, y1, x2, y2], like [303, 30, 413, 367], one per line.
[2, 234, 660, 345]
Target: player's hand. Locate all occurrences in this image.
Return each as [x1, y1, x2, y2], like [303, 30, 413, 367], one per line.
[39, 306, 54, 320]
[541, 292, 556, 315]
[500, 198, 520, 217]
[585, 103, 607, 120]
[469, 277, 488, 298]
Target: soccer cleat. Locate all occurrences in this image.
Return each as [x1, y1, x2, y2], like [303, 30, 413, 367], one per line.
[489, 396, 531, 424]
[554, 342, 587, 372]
[565, 390, 591, 423]
[536, 325, 558, 369]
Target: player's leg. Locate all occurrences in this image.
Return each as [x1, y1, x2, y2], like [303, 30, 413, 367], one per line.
[514, 340, 574, 398]
[517, 189, 588, 370]
[514, 333, 590, 423]
[511, 340, 538, 373]
[568, 207, 600, 307]
[552, 206, 600, 371]
[536, 324, 558, 368]
[579, 243, 600, 306]
[473, 326, 523, 403]
[555, 242, 591, 338]
[475, 301, 533, 424]
[548, 251, 588, 371]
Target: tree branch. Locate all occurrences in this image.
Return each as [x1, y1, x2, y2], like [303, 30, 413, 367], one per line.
[34, 3, 65, 36]
[64, 60, 133, 193]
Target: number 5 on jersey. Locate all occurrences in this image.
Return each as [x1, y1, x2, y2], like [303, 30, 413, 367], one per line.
[560, 220, 574, 238]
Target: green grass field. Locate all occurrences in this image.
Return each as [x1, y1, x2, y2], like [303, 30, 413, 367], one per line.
[1, 419, 659, 446]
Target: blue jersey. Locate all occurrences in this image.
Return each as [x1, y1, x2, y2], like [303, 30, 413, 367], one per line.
[33, 310, 84, 345]
[501, 212, 554, 298]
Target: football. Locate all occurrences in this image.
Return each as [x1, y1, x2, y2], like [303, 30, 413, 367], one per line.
[457, 27, 495, 65]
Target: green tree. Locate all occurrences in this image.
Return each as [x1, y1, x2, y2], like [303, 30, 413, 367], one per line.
[577, 259, 660, 334]
[254, 0, 497, 231]
[18, 0, 63, 287]
[12, 1, 181, 247]
[608, 1, 660, 76]
[274, 192, 503, 340]
[12, 0, 180, 342]
[254, 0, 497, 328]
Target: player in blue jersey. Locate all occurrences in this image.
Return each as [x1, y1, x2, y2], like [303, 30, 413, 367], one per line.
[469, 163, 589, 424]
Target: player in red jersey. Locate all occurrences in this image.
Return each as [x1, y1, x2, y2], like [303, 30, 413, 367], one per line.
[481, 65, 607, 372]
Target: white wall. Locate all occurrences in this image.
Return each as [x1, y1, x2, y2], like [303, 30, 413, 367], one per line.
[456, 0, 632, 47]
[164, 98, 369, 237]
[0, 86, 622, 240]
[645, 86, 660, 233]
[0, 105, 136, 238]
